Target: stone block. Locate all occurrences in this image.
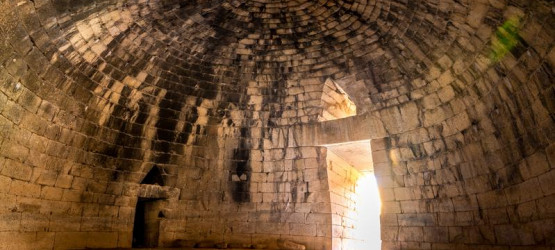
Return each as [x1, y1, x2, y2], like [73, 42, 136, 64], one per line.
[494, 224, 521, 245]
[423, 226, 449, 243]
[0, 232, 35, 249]
[255, 222, 288, 234]
[516, 200, 538, 222]
[117, 231, 132, 248]
[15, 197, 42, 213]
[36, 170, 58, 186]
[16, 89, 41, 113]
[399, 226, 423, 242]
[382, 201, 401, 214]
[1, 101, 24, 125]
[372, 150, 388, 164]
[423, 107, 447, 127]
[232, 222, 255, 234]
[55, 175, 73, 188]
[520, 152, 551, 180]
[289, 223, 316, 236]
[485, 207, 510, 224]
[438, 55, 454, 69]
[438, 86, 456, 103]
[442, 112, 471, 136]
[452, 195, 479, 212]
[438, 212, 455, 227]
[86, 232, 119, 248]
[0, 141, 29, 162]
[400, 200, 421, 213]
[61, 189, 81, 202]
[36, 101, 58, 122]
[538, 170, 555, 196]
[477, 190, 507, 209]
[20, 213, 49, 232]
[80, 216, 112, 231]
[504, 178, 543, 205]
[379, 103, 420, 135]
[438, 70, 454, 86]
[0, 212, 21, 231]
[545, 144, 555, 168]
[380, 187, 395, 201]
[455, 211, 476, 226]
[54, 232, 88, 249]
[399, 102, 421, 132]
[35, 232, 55, 250]
[0, 92, 7, 113]
[536, 194, 555, 217]
[48, 214, 80, 232]
[371, 138, 388, 151]
[394, 187, 414, 201]
[421, 94, 441, 110]
[9, 180, 40, 198]
[0, 175, 12, 193]
[399, 213, 437, 227]
[43, 200, 71, 215]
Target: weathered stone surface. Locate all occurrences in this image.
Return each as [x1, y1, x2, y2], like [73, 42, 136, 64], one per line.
[277, 239, 306, 250]
[0, 0, 553, 249]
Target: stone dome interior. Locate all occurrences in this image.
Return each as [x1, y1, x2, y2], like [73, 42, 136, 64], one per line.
[0, 0, 554, 249]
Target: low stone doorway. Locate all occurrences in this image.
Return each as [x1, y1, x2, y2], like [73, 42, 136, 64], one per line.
[131, 166, 179, 248]
[132, 198, 165, 248]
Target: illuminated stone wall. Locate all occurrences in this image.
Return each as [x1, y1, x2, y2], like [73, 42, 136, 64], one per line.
[0, 0, 553, 249]
[326, 150, 365, 250]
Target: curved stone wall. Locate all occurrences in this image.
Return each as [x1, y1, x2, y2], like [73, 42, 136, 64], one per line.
[0, 0, 553, 249]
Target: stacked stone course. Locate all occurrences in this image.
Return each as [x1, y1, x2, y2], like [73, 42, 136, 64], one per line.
[0, 0, 553, 249]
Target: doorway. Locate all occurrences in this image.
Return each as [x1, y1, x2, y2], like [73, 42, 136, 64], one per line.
[132, 198, 164, 248]
[325, 140, 381, 249]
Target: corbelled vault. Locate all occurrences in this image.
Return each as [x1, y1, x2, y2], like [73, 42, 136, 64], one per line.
[0, 0, 554, 249]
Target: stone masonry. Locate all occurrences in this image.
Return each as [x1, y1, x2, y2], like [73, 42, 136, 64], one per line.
[0, 0, 554, 249]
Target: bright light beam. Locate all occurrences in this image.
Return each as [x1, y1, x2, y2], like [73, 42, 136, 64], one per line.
[354, 173, 382, 250]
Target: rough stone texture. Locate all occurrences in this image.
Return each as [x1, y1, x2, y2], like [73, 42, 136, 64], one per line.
[318, 79, 356, 122]
[0, 0, 554, 249]
[326, 150, 366, 250]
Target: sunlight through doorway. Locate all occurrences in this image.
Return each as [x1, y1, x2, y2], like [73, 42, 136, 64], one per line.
[325, 140, 382, 250]
[354, 172, 381, 249]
